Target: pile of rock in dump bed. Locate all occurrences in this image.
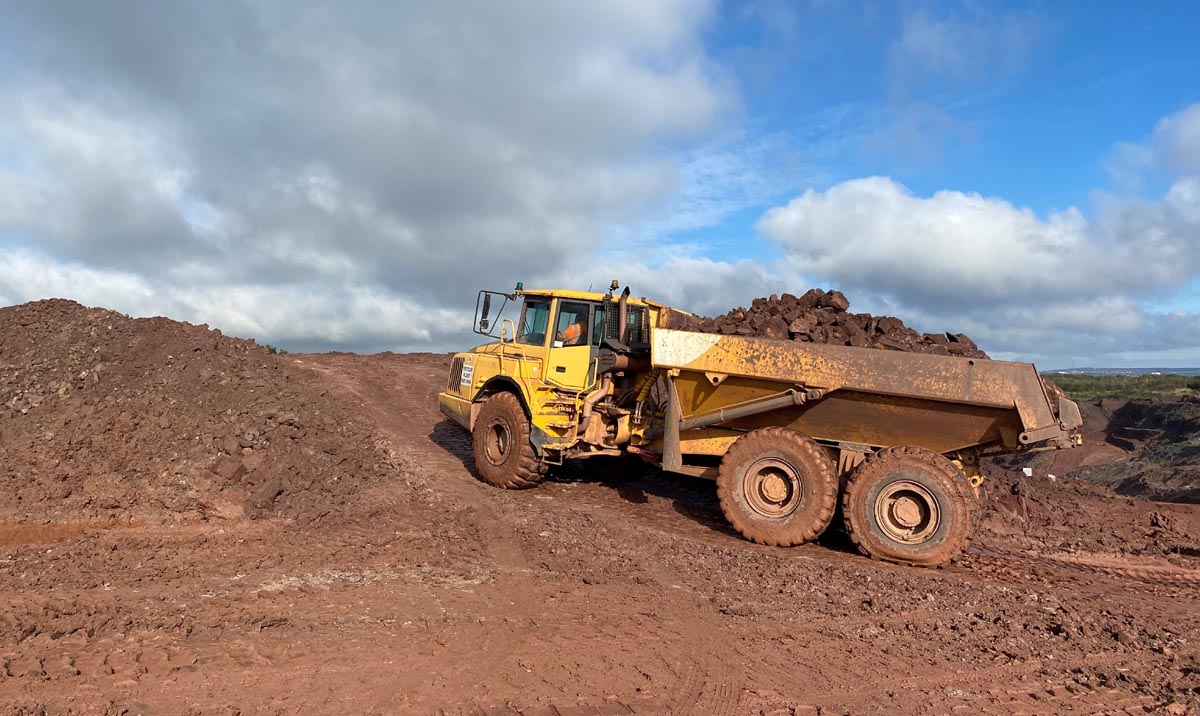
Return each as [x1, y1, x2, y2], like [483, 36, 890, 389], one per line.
[0, 299, 399, 525]
[682, 288, 989, 359]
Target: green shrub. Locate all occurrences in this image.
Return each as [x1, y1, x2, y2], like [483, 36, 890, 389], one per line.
[1046, 373, 1200, 400]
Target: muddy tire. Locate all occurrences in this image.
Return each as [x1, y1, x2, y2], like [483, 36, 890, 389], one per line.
[842, 446, 978, 567]
[716, 428, 839, 547]
[472, 392, 547, 489]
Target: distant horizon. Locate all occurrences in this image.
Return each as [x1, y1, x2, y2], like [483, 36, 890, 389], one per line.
[1042, 366, 1200, 375]
[8, 293, 1200, 375]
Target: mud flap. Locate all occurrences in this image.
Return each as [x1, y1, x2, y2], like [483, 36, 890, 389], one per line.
[530, 424, 551, 456]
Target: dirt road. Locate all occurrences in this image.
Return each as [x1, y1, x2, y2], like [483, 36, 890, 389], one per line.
[2, 350, 1198, 715]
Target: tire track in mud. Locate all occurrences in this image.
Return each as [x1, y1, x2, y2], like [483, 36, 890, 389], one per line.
[293, 356, 615, 712]
[1031, 551, 1200, 590]
[964, 545, 1200, 601]
[884, 650, 1159, 714]
[541, 475, 730, 545]
[665, 644, 742, 716]
[293, 357, 534, 576]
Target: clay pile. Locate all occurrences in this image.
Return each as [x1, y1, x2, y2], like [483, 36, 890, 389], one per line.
[0, 299, 398, 525]
[684, 288, 989, 359]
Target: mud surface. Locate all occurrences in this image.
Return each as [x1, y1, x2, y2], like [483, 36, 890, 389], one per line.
[1, 303, 1199, 714]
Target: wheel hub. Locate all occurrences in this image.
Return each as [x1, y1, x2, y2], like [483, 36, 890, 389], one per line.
[744, 458, 802, 518]
[890, 495, 923, 528]
[875, 480, 940, 544]
[761, 474, 789, 503]
[484, 420, 511, 465]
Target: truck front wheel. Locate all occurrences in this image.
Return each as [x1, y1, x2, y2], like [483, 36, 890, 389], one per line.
[842, 446, 978, 567]
[472, 392, 548, 489]
[716, 428, 839, 547]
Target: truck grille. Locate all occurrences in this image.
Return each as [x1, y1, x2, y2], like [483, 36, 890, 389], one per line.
[447, 357, 465, 392]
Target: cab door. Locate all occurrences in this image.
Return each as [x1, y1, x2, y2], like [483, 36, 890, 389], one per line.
[546, 300, 598, 391]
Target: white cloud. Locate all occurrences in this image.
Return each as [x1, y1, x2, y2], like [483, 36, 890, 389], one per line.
[755, 167, 1200, 366]
[0, 1, 734, 351]
[1108, 103, 1200, 189]
[2, 3, 1198, 371]
[1152, 103, 1200, 175]
[0, 247, 465, 352]
[557, 256, 790, 319]
[0, 248, 156, 311]
[759, 176, 1200, 307]
[755, 103, 1200, 366]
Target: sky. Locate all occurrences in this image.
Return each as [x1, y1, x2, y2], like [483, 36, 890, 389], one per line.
[0, 1, 1198, 368]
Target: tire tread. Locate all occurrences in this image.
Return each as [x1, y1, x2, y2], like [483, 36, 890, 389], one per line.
[716, 427, 839, 547]
[472, 392, 548, 490]
[842, 446, 978, 567]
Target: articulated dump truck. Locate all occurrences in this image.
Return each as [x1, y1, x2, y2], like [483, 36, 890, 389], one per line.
[438, 284, 1083, 567]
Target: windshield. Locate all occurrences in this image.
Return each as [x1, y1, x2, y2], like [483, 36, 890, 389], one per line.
[518, 299, 551, 346]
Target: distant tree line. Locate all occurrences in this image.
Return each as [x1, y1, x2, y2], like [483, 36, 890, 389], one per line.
[1047, 373, 1200, 400]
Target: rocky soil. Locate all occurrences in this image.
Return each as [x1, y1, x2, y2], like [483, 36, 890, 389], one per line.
[0, 299, 398, 525]
[1072, 398, 1200, 503]
[0, 300, 1197, 715]
[1000, 397, 1200, 504]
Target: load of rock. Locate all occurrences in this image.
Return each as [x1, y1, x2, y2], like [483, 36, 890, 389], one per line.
[684, 288, 989, 359]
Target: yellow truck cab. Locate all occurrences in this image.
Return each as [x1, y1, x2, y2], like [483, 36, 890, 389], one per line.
[439, 282, 659, 464]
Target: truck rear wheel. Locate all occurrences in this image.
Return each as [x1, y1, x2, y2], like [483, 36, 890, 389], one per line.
[472, 392, 547, 489]
[842, 446, 978, 567]
[716, 428, 839, 547]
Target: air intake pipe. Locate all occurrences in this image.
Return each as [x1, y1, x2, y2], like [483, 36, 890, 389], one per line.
[618, 286, 629, 343]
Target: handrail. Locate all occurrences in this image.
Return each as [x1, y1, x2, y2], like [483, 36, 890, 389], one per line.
[498, 318, 526, 382]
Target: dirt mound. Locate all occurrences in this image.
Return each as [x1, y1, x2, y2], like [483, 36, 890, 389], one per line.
[679, 288, 989, 358]
[977, 464, 1200, 561]
[0, 299, 397, 525]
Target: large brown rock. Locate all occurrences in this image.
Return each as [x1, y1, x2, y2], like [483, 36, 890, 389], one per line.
[761, 315, 789, 340]
[817, 290, 850, 312]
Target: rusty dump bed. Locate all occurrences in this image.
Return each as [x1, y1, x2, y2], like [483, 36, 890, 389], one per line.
[650, 329, 1082, 456]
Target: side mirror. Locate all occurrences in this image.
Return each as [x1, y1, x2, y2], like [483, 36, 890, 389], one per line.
[479, 294, 492, 332]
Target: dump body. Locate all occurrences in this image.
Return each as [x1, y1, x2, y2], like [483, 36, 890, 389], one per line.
[645, 329, 1080, 473]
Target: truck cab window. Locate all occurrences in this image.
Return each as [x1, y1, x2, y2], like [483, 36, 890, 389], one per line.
[518, 299, 550, 346]
[554, 302, 591, 346]
[591, 304, 607, 346]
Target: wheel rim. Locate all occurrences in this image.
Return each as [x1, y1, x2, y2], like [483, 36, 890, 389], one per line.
[484, 419, 511, 466]
[743, 457, 802, 518]
[874, 480, 940, 544]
